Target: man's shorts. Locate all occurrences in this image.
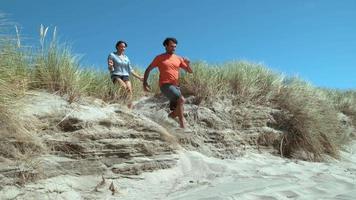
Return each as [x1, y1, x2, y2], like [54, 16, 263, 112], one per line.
[160, 84, 181, 111]
[111, 75, 129, 83]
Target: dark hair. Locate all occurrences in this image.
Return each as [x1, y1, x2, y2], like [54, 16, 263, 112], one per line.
[163, 37, 178, 46]
[115, 40, 128, 49]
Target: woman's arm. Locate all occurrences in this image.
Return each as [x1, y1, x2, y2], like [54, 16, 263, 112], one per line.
[108, 59, 114, 72]
[131, 70, 143, 81]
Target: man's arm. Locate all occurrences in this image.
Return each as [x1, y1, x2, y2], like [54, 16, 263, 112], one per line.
[182, 57, 193, 73]
[143, 65, 156, 91]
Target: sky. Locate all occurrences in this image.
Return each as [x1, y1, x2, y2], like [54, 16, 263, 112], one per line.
[1, 0, 355, 89]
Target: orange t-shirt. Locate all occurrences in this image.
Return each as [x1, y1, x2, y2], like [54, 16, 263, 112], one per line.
[150, 53, 189, 87]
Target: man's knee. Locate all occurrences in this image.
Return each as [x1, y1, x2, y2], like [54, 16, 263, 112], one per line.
[178, 96, 185, 104]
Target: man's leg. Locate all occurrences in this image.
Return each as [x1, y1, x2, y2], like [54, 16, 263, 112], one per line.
[176, 96, 185, 128]
[168, 110, 177, 118]
[168, 101, 177, 118]
[161, 84, 186, 128]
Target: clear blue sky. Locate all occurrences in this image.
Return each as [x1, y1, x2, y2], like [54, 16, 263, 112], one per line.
[1, 0, 355, 89]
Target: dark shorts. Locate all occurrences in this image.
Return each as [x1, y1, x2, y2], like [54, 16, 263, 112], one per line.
[160, 84, 181, 111]
[111, 75, 129, 83]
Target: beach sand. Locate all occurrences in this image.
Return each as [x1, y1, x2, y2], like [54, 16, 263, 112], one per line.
[2, 143, 355, 200]
[110, 144, 356, 200]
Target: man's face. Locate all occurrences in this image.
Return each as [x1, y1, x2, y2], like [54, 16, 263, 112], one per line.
[165, 41, 177, 54]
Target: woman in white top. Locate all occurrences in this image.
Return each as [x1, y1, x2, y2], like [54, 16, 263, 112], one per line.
[108, 40, 143, 108]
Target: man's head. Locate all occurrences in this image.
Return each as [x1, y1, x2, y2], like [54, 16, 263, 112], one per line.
[163, 37, 177, 54]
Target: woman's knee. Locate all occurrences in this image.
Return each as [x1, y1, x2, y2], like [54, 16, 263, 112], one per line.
[126, 86, 132, 93]
[127, 88, 132, 95]
[115, 79, 127, 89]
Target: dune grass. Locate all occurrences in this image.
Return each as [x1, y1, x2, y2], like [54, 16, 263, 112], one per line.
[180, 61, 284, 105]
[0, 43, 30, 91]
[179, 62, 348, 160]
[77, 69, 145, 102]
[221, 61, 284, 104]
[324, 89, 356, 128]
[30, 43, 83, 102]
[0, 41, 43, 159]
[272, 80, 342, 160]
[179, 62, 225, 104]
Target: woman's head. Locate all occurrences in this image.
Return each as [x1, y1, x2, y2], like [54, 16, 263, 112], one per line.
[115, 40, 128, 53]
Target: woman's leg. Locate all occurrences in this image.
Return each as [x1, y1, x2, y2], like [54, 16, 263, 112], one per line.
[114, 78, 127, 90]
[124, 80, 133, 108]
[113, 77, 128, 102]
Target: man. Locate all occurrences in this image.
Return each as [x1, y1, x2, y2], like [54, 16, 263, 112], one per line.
[143, 37, 193, 128]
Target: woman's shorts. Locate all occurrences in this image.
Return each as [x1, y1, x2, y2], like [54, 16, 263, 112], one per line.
[160, 84, 181, 111]
[111, 75, 129, 83]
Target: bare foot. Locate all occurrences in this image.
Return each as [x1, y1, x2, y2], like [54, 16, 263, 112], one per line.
[180, 123, 185, 129]
[127, 103, 133, 109]
[168, 111, 177, 119]
[179, 120, 185, 128]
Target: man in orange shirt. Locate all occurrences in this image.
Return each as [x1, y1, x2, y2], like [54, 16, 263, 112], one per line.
[143, 37, 193, 128]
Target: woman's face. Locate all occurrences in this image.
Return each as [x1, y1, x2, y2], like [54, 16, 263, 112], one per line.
[117, 43, 126, 53]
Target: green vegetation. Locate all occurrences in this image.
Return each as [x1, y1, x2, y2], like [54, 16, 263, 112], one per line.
[0, 40, 43, 159]
[180, 62, 355, 160]
[324, 89, 356, 127]
[1, 23, 355, 161]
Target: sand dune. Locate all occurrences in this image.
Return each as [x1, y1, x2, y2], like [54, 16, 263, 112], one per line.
[2, 144, 355, 199]
[109, 144, 356, 200]
[1, 91, 355, 200]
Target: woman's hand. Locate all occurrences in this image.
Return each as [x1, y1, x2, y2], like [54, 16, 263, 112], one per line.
[108, 59, 114, 71]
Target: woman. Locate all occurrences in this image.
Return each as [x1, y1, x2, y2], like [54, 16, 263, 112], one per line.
[108, 40, 143, 108]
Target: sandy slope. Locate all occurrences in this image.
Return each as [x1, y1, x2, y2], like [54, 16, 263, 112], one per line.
[1, 144, 355, 200]
[1, 91, 355, 199]
[101, 144, 356, 200]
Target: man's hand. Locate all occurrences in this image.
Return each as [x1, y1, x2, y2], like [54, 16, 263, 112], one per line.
[182, 57, 193, 73]
[183, 57, 190, 65]
[143, 82, 151, 92]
